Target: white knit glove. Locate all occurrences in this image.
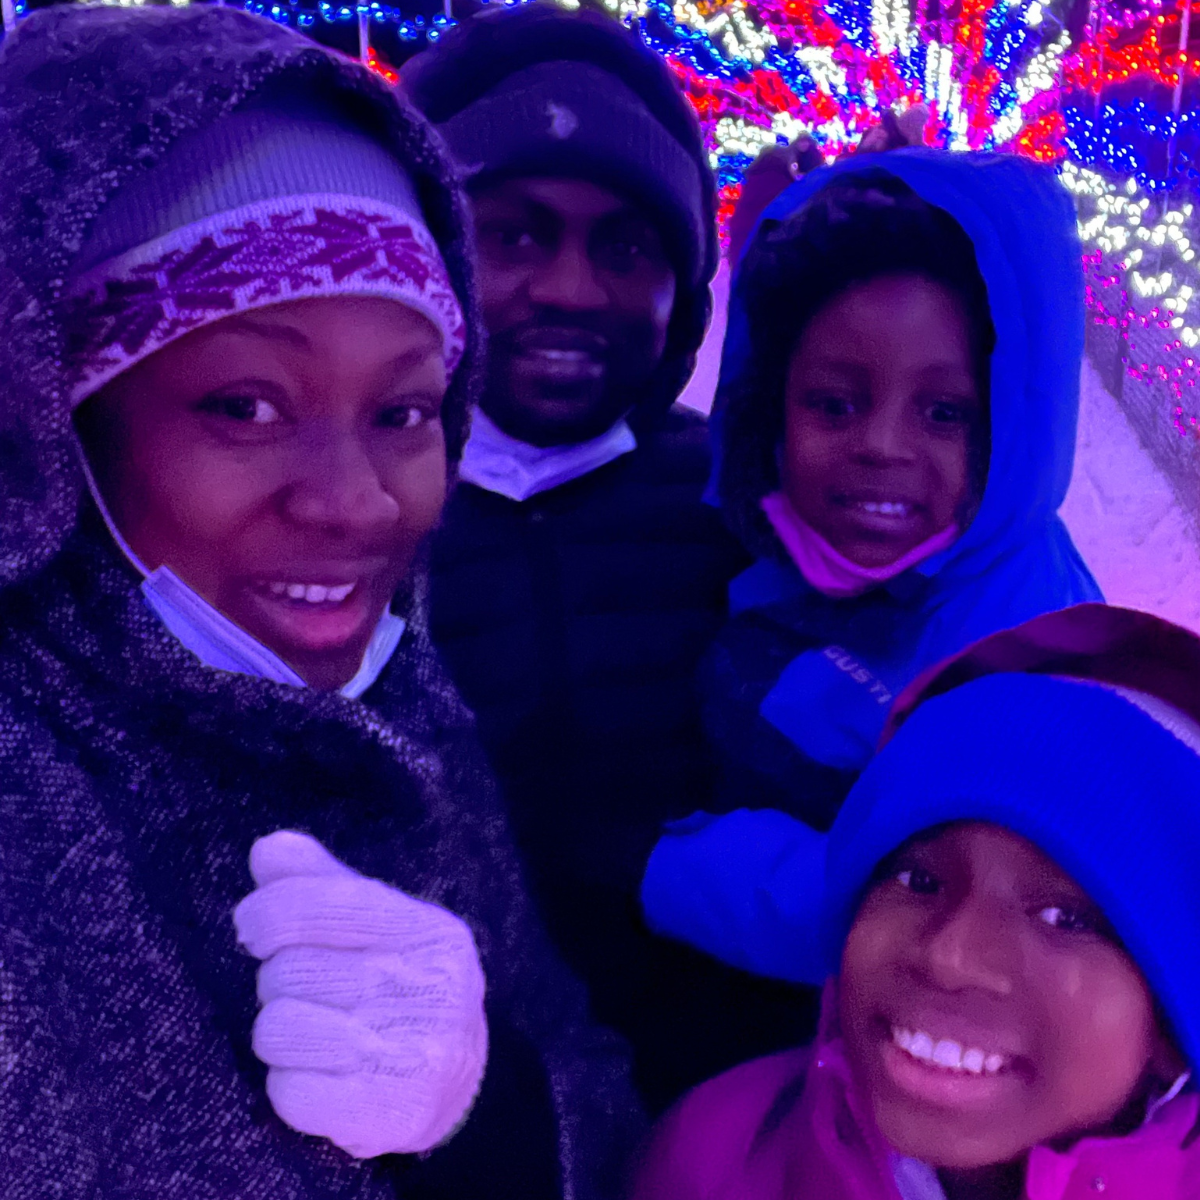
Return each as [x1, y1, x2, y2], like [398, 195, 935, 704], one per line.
[232, 830, 488, 1159]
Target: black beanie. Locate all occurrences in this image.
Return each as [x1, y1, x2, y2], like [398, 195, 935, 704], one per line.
[402, 3, 718, 423]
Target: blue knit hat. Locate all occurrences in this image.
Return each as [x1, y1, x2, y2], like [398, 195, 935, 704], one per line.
[643, 604, 1200, 1070]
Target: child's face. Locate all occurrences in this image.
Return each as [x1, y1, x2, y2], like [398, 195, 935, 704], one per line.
[840, 823, 1179, 1172]
[780, 274, 984, 568]
[80, 296, 449, 691]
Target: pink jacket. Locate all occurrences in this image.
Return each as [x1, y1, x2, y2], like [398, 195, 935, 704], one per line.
[632, 985, 1200, 1200]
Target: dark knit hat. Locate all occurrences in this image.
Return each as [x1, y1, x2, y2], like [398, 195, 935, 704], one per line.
[402, 2, 718, 422]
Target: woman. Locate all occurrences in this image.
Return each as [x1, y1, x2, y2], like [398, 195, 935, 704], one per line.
[0, 6, 639, 1198]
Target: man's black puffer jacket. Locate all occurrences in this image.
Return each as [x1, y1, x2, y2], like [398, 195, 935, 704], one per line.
[430, 407, 815, 1114]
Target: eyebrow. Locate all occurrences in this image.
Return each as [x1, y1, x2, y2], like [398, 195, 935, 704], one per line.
[386, 343, 442, 372]
[217, 316, 311, 349]
[206, 319, 444, 372]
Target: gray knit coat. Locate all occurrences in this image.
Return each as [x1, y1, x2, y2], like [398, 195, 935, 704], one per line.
[0, 7, 642, 1199]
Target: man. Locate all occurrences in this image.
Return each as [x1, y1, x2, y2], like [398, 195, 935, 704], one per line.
[404, 3, 811, 1115]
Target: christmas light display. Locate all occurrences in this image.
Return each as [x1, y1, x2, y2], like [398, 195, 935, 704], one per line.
[603, 0, 1198, 430]
[2, 0, 1194, 435]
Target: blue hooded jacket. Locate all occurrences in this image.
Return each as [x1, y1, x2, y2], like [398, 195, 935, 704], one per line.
[698, 149, 1101, 828]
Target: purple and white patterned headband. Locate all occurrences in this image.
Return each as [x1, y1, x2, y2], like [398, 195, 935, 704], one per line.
[64, 194, 466, 406]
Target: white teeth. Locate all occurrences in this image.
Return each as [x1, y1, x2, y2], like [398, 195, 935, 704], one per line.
[892, 1027, 1007, 1075]
[962, 1048, 986, 1074]
[266, 582, 355, 604]
[932, 1039, 963, 1069]
[910, 1032, 934, 1061]
[860, 501, 910, 516]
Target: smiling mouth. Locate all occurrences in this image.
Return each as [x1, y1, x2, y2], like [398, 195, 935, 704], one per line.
[513, 346, 605, 384]
[891, 1026, 1009, 1076]
[878, 1020, 1022, 1112]
[242, 576, 377, 655]
[257, 580, 357, 606]
[836, 498, 919, 519]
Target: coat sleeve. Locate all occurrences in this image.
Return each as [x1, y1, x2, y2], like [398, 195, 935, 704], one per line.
[640, 808, 833, 985]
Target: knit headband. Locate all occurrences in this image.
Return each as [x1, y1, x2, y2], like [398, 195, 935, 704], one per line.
[64, 195, 465, 405]
[64, 101, 466, 406]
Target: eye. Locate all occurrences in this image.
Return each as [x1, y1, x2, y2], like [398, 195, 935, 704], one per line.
[479, 221, 541, 260]
[1036, 905, 1106, 936]
[380, 403, 436, 431]
[595, 239, 647, 274]
[197, 394, 282, 424]
[896, 867, 941, 896]
[926, 397, 976, 426]
[806, 392, 857, 419]
[497, 228, 534, 250]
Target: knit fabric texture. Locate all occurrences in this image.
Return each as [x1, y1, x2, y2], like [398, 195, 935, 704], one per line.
[0, 7, 642, 1197]
[64, 101, 465, 404]
[434, 59, 707, 288]
[401, 3, 718, 431]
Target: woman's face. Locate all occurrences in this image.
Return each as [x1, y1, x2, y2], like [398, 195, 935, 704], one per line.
[781, 274, 984, 568]
[840, 823, 1181, 1181]
[80, 296, 449, 690]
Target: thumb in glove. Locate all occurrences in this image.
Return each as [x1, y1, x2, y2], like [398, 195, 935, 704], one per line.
[233, 830, 488, 1159]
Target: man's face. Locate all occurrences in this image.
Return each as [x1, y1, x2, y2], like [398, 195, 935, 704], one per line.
[470, 177, 677, 447]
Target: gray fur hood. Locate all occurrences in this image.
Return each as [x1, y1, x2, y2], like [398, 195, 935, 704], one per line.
[0, 1, 484, 593]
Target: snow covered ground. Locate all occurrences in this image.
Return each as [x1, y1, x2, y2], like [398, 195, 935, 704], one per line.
[680, 262, 1200, 632]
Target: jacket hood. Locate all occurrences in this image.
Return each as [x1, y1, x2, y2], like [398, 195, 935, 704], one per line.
[717, 148, 1086, 576]
[710, 151, 1100, 775]
[0, 3, 484, 594]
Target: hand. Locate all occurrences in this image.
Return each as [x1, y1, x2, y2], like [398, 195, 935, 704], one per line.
[233, 830, 488, 1159]
[848, 104, 930, 157]
[729, 135, 827, 265]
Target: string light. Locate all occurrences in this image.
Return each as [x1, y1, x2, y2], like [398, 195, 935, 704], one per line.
[29, 0, 1196, 434]
[629, 0, 1198, 430]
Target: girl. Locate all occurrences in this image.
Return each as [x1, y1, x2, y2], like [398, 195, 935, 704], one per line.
[0, 6, 638, 1198]
[703, 150, 1100, 833]
[635, 603, 1200, 1199]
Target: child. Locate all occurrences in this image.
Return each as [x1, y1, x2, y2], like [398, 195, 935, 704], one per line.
[0, 6, 639, 1197]
[703, 150, 1100, 833]
[635, 603, 1200, 1199]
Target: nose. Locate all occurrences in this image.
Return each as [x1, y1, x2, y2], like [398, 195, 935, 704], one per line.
[281, 425, 400, 535]
[856, 396, 917, 465]
[920, 894, 1015, 997]
[527, 238, 608, 311]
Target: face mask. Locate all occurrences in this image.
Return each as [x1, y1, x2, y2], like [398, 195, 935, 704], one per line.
[457, 407, 637, 502]
[761, 491, 959, 599]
